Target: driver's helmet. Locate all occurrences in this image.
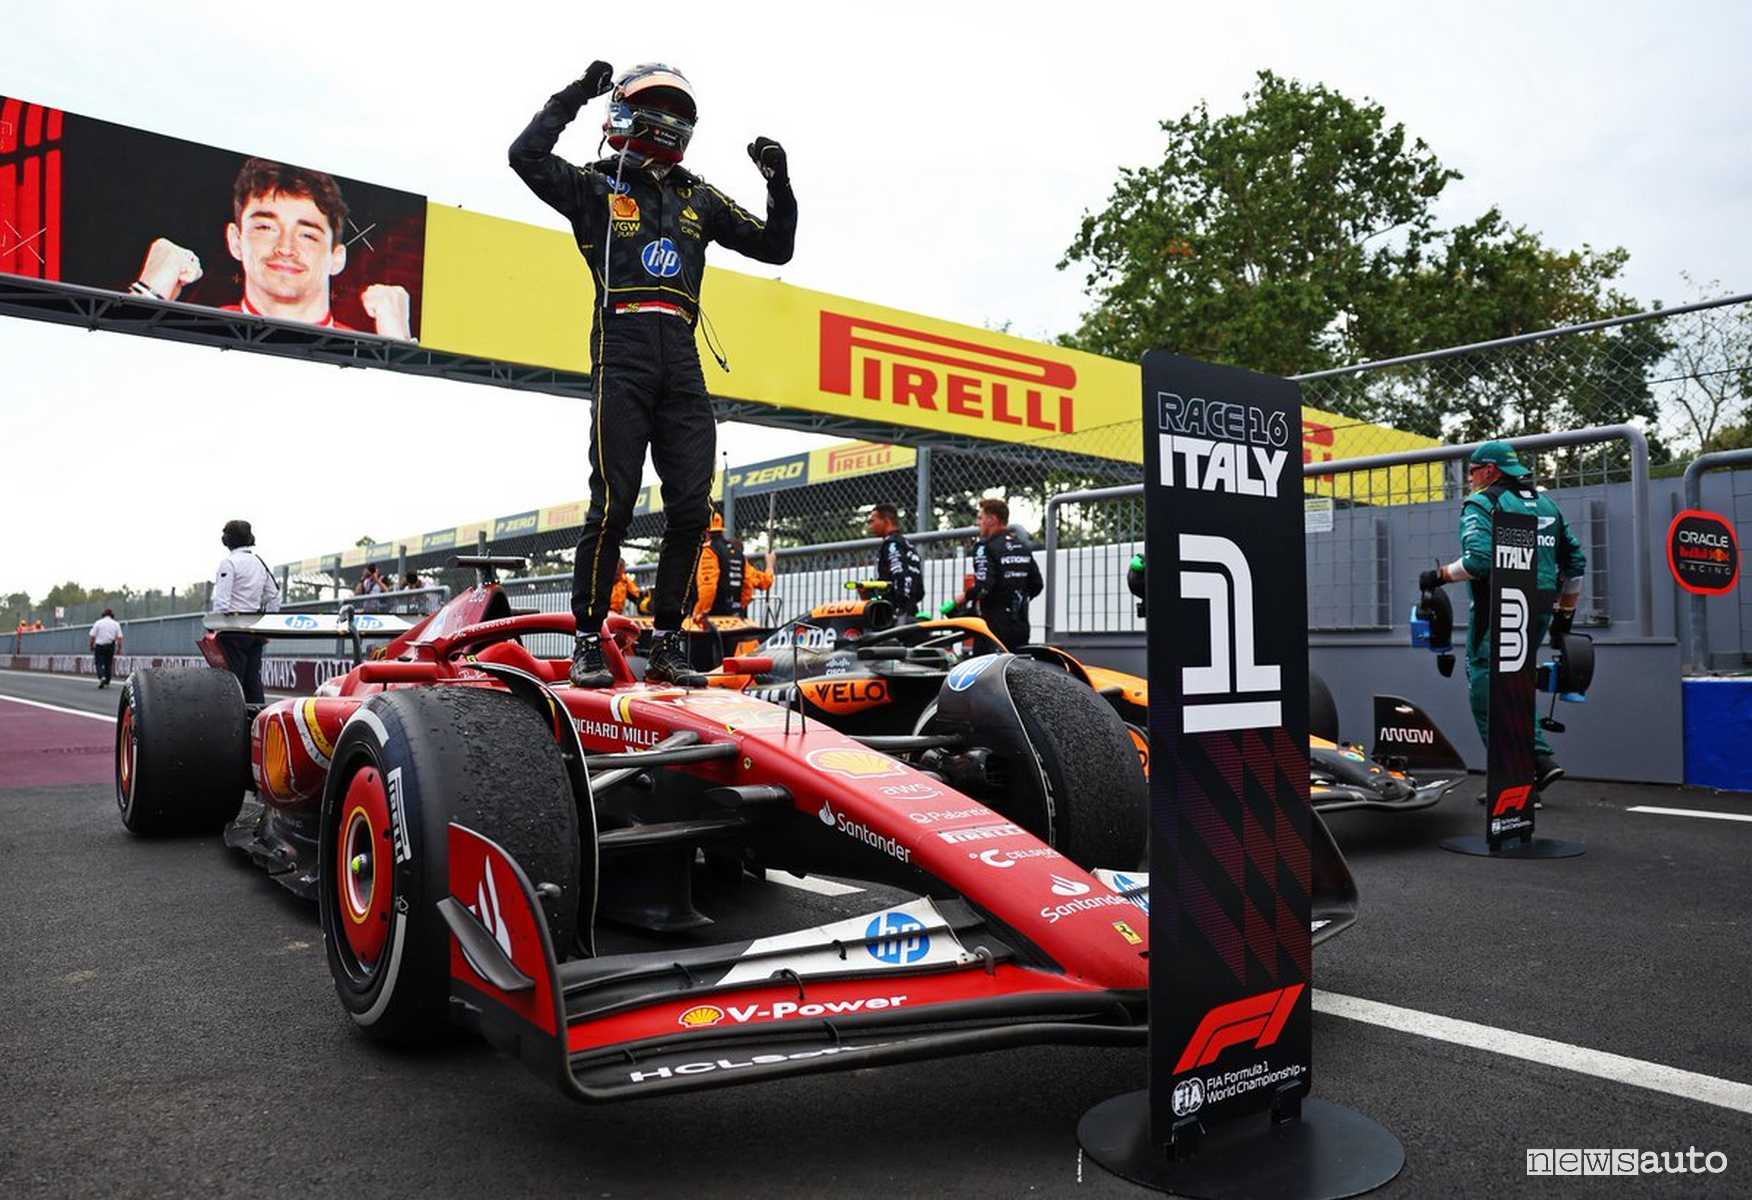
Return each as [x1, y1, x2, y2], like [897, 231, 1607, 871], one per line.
[604, 64, 696, 165]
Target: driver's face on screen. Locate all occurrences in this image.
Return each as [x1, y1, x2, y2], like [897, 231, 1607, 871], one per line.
[226, 190, 345, 304]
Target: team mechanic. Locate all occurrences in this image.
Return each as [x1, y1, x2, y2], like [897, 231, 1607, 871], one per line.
[1420, 441, 1585, 791]
[948, 497, 1042, 651]
[692, 512, 775, 624]
[510, 61, 797, 686]
[866, 503, 925, 619]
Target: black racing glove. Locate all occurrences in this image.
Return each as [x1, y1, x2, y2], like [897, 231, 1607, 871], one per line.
[1548, 606, 1574, 645]
[561, 61, 615, 107]
[1417, 566, 1444, 593]
[748, 136, 789, 185]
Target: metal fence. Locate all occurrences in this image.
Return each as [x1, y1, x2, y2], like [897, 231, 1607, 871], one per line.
[1043, 426, 1653, 645]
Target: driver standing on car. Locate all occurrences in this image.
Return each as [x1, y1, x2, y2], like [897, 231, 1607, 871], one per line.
[1419, 442, 1585, 793]
[510, 61, 797, 687]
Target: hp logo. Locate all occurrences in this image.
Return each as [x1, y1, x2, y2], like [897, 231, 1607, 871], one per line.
[865, 912, 930, 965]
[640, 238, 681, 278]
[1178, 533, 1281, 732]
[285, 615, 317, 630]
[1497, 587, 1528, 672]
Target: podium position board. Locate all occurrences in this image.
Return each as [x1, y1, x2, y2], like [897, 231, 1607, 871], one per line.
[1142, 354, 1312, 1145]
[1484, 507, 1539, 850]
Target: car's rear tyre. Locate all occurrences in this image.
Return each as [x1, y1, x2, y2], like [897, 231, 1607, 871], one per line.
[1004, 661, 1148, 870]
[318, 687, 581, 1045]
[116, 668, 248, 836]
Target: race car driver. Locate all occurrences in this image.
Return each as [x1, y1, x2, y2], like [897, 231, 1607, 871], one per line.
[866, 503, 924, 619]
[951, 498, 1041, 651]
[692, 513, 774, 623]
[1420, 441, 1586, 791]
[510, 61, 796, 687]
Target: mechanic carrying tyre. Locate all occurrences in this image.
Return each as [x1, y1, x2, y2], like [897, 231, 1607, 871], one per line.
[1419, 441, 1585, 792]
[509, 61, 797, 688]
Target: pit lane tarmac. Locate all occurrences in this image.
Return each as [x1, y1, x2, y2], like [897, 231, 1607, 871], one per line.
[2, 668, 1749, 1198]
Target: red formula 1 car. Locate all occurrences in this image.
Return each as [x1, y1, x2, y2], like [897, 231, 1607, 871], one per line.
[115, 561, 1358, 1101]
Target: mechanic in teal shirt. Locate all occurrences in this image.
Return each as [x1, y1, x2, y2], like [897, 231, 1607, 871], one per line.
[1419, 441, 1586, 791]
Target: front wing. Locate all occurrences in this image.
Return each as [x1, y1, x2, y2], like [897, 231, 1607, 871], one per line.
[442, 824, 1147, 1102]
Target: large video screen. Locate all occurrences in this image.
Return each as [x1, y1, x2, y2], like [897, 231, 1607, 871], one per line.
[0, 96, 424, 338]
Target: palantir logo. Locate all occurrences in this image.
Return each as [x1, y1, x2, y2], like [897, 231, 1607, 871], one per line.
[865, 912, 929, 964]
[641, 237, 681, 278]
[1178, 534, 1281, 733]
[1498, 587, 1528, 672]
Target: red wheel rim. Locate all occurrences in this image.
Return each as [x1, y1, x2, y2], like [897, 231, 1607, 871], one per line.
[117, 704, 136, 806]
[335, 766, 394, 969]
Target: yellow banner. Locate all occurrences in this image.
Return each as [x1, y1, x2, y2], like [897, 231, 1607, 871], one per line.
[420, 203, 1437, 479]
[807, 441, 917, 483]
[539, 501, 587, 533]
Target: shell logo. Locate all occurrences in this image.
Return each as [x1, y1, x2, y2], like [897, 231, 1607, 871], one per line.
[676, 1005, 725, 1029]
[610, 193, 640, 221]
[806, 747, 905, 780]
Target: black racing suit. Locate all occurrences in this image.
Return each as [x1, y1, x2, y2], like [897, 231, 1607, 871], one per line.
[509, 79, 797, 632]
[968, 529, 1041, 650]
[876, 531, 924, 618]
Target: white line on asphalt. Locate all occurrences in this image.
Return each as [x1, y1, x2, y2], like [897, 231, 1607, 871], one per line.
[1315, 990, 1752, 1116]
[767, 873, 865, 897]
[1627, 805, 1752, 824]
[0, 693, 114, 723]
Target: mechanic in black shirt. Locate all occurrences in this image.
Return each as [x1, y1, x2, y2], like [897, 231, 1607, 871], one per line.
[509, 61, 797, 687]
[866, 503, 924, 619]
[953, 497, 1041, 650]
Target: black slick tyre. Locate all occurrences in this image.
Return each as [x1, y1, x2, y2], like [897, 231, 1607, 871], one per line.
[319, 686, 581, 1045]
[1004, 660, 1148, 869]
[115, 667, 248, 836]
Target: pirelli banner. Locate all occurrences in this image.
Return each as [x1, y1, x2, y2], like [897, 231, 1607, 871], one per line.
[427, 205, 1436, 480]
[1142, 354, 1313, 1141]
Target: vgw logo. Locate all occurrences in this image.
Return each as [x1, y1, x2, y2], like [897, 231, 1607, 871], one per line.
[641, 237, 681, 278]
[1497, 587, 1528, 672]
[865, 912, 929, 964]
[1179, 534, 1281, 732]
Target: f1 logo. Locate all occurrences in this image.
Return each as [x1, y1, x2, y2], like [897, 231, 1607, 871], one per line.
[1174, 984, 1304, 1072]
[1492, 783, 1532, 817]
[1497, 587, 1528, 672]
[1179, 534, 1281, 733]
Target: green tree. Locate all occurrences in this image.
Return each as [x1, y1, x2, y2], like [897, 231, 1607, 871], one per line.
[1059, 72, 1653, 439]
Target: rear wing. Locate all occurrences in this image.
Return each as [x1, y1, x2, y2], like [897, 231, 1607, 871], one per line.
[203, 612, 415, 638]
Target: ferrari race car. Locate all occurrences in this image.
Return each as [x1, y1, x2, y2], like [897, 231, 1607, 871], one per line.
[113, 564, 1360, 1102]
[703, 591, 1470, 814]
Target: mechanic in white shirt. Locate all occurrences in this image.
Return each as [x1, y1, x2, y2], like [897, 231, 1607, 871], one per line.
[211, 519, 281, 703]
[88, 609, 123, 690]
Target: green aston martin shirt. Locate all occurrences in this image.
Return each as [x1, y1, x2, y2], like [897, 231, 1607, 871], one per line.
[1459, 479, 1586, 594]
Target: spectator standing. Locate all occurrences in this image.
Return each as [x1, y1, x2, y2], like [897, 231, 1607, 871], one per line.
[89, 608, 123, 689]
[211, 519, 281, 704]
[357, 564, 387, 613]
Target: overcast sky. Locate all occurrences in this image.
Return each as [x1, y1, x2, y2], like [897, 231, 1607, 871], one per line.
[3, 1, 1748, 598]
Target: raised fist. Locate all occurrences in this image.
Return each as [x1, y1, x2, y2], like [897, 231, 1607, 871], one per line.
[579, 60, 616, 100]
[747, 136, 788, 185]
[136, 237, 203, 301]
[360, 283, 412, 340]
